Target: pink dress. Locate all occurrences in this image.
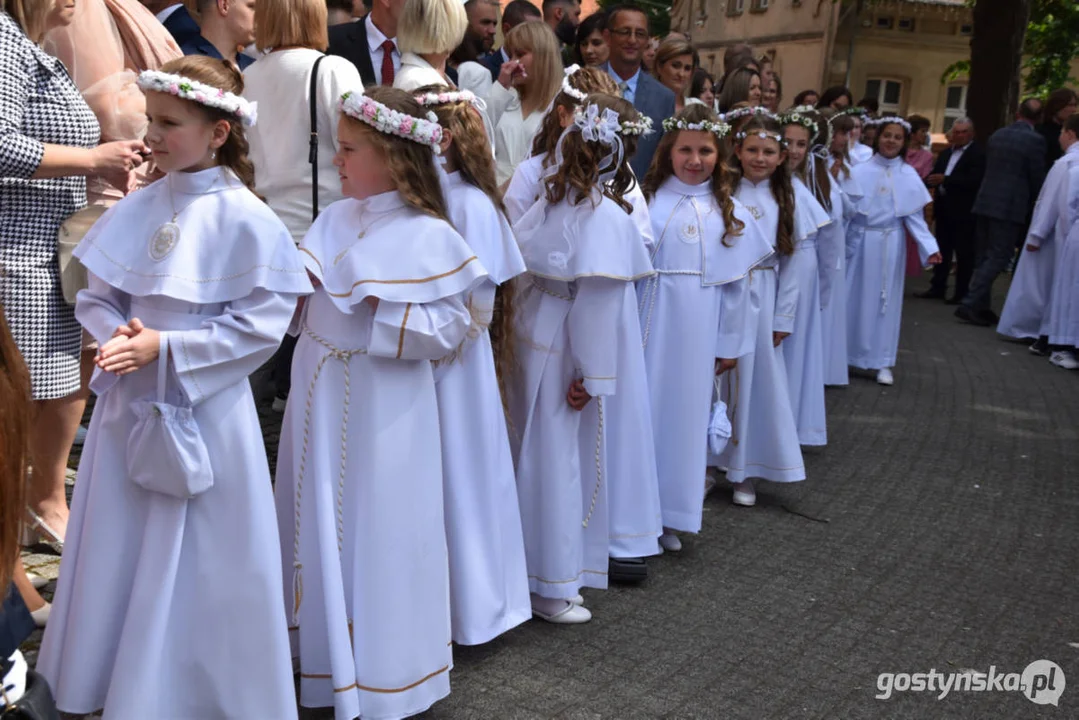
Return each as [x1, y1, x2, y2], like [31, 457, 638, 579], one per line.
[904, 149, 934, 276]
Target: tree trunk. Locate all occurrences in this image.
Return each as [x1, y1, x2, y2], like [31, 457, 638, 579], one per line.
[967, 0, 1032, 144]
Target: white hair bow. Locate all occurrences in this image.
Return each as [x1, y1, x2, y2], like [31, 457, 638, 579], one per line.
[574, 104, 621, 147]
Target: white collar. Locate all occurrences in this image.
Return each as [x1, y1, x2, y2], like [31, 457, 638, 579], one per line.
[662, 175, 713, 197]
[366, 14, 397, 53]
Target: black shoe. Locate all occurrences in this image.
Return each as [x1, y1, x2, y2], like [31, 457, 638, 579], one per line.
[984, 309, 1000, 324]
[915, 289, 946, 299]
[955, 305, 993, 327]
[944, 295, 963, 305]
[608, 557, 648, 584]
[1029, 337, 1050, 356]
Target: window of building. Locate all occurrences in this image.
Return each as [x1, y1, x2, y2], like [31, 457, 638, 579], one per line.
[750, 0, 769, 12]
[897, 17, 915, 32]
[876, 16, 895, 29]
[865, 78, 903, 114]
[943, 84, 968, 132]
[727, 0, 745, 16]
[959, 23, 973, 35]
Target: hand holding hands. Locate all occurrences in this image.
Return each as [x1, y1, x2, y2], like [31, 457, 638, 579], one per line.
[96, 317, 160, 375]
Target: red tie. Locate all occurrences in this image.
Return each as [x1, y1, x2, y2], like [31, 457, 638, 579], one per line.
[380, 39, 395, 86]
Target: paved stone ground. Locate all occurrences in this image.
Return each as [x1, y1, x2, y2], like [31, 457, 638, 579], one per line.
[22, 274, 1079, 719]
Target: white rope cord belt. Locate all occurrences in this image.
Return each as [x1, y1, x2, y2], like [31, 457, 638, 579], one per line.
[864, 225, 896, 315]
[291, 325, 368, 625]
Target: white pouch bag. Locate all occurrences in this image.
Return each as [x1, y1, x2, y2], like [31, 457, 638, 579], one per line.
[708, 375, 732, 456]
[127, 333, 214, 499]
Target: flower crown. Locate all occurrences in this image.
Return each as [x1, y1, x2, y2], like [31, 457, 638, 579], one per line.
[560, 64, 589, 102]
[137, 70, 258, 127]
[779, 109, 820, 140]
[661, 116, 731, 138]
[835, 106, 869, 120]
[340, 91, 443, 152]
[414, 89, 487, 113]
[620, 115, 654, 136]
[721, 106, 778, 124]
[874, 115, 912, 133]
[734, 129, 787, 147]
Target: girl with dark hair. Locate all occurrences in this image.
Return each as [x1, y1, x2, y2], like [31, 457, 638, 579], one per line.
[413, 86, 531, 646]
[1038, 88, 1078, 166]
[846, 117, 942, 386]
[639, 104, 771, 547]
[711, 113, 809, 508]
[574, 10, 608, 67]
[688, 67, 716, 109]
[36, 55, 311, 718]
[817, 85, 852, 111]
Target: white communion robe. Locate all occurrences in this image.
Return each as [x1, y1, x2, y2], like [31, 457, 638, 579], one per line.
[780, 178, 833, 446]
[822, 162, 864, 386]
[37, 167, 311, 719]
[436, 171, 531, 645]
[505, 153, 662, 559]
[509, 190, 655, 598]
[998, 143, 1079, 340]
[851, 142, 873, 165]
[846, 154, 939, 370]
[275, 191, 487, 720]
[1046, 164, 1079, 347]
[713, 177, 806, 484]
[639, 177, 772, 531]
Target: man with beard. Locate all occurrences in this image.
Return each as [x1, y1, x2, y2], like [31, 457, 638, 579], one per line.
[463, 0, 498, 54]
[543, 0, 581, 62]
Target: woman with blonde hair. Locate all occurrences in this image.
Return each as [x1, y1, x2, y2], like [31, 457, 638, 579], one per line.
[489, 21, 563, 184]
[653, 35, 695, 113]
[717, 65, 762, 113]
[244, 0, 362, 409]
[394, 0, 468, 91]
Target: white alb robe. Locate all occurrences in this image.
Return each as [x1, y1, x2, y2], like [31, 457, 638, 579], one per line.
[510, 190, 655, 597]
[851, 142, 873, 165]
[640, 177, 772, 531]
[780, 178, 833, 446]
[38, 168, 311, 719]
[437, 171, 531, 645]
[1046, 164, 1079, 346]
[713, 177, 806, 484]
[276, 191, 487, 720]
[998, 143, 1079, 339]
[822, 161, 863, 386]
[846, 154, 939, 370]
[505, 153, 663, 558]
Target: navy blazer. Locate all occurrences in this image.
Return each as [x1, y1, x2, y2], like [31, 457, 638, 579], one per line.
[162, 5, 200, 49]
[180, 34, 254, 70]
[971, 121, 1047, 224]
[602, 63, 675, 179]
[328, 20, 376, 87]
[932, 142, 986, 219]
[480, 49, 505, 82]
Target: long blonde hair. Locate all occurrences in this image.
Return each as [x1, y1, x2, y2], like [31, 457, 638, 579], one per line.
[504, 21, 563, 117]
[2, 0, 51, 42]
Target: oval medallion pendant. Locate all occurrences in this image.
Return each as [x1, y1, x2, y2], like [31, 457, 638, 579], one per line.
[150, 222, 180, 261]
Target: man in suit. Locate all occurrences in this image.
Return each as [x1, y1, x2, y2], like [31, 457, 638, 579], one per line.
[478, 0, 542, 82]
[956, 98, 1047, 326]
[603, 4, 675, 179]
[920, 118, 986, 303]
[153, 2, 201, 48]
[328, 0, 406, 88]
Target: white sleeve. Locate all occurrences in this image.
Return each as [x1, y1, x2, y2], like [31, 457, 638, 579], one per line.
[903, 211, 940, 266]
[504, 160, 541, 224]
[716, 277, 755, 359]
[567, 277, 625, 397]
[774, 250, 801, 335]
[74, 272, 131, 347]
[368, 294, 472, 360]
[486, 82, 516, 135]
[817, 221, 843, 310]
[1026, 162, 1064, 248]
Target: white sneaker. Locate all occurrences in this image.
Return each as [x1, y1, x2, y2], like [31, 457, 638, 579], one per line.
[271, 395, 288, 412]
[659, 531, 682, 552]
[1050, 350, 1079, 370]
[732, 481, 756, 507]
[876, 368, 894, 386]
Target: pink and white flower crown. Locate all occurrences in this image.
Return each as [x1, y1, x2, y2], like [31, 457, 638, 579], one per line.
[137, 70, 258, 127]
[414, 89, 487, 113]
[339, 91, 443, 152]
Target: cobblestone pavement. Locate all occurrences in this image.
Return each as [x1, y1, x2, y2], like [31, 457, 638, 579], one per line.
[23, 276, 1079, 719]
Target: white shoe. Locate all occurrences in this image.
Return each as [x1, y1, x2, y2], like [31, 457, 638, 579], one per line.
[876, 368, 894, 386]
[72, 424, 88, 446]
[1050, 350, 1079, 370]
[26, 571, 48, 590]
[30, 601, 50, 628]
[271, 395, 288, 412]
[659, 531, 682, 552]
[732, 481, 756, 507]
[569, 594, 584, 606]
[531, 599, 592, 624]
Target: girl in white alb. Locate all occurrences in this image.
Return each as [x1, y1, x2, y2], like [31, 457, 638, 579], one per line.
[712, 112, 808, 508]
[509, 96, 654, 624]
[415, 86, 532, 646]
[779, 107, 837, 447]
[846, 117, 941, 386]
[275, 87, 488, 720]
[37, 57, 310, 719]
[638, 105, 771, 544]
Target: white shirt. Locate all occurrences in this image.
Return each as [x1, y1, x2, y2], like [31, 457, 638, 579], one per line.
[243, 49, 364, 241]
[366, 14, 400, 85]
[945, 142, 971, 176]
[156, 3, 182, 23]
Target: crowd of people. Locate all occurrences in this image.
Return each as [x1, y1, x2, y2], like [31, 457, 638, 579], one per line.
[1, 0, 1077, 717]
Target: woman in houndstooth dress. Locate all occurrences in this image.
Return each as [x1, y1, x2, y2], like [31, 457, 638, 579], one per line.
[1, 5, 146, 551]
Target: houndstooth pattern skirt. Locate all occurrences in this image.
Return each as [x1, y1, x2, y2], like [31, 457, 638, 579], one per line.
[0, 14, 100, 400]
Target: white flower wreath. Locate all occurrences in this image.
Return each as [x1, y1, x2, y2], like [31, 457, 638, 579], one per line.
[414, 89, 486, 112]
[874, 115, 913, 133]
[560, 64, 589, 102]
[779, 109, 820, 140]
[339, 91, 443, 152]
[137, 70, 258, 127]
[620, 115, 654, 136]
[661, 116, 732, 138]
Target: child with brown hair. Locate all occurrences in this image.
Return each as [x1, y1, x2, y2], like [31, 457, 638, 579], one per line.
[36, 55, 310, 718]
[510, 93, 654, 622]
[414, 85, 532, 646]
[276, 85, 487, 719]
